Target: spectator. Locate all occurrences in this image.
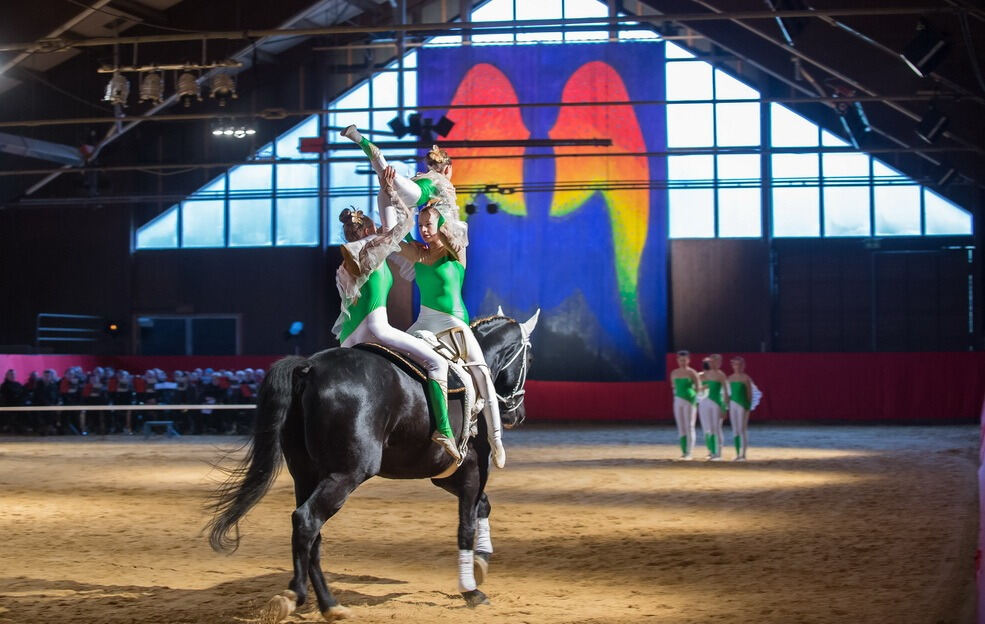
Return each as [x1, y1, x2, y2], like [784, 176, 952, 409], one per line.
[34, 369, 61, 434]
[110, 370, 135, 434]
[81, 372, 110, 434]
[1, 370, 27, 433]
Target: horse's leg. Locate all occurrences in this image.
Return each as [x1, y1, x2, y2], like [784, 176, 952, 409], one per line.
[473, 493, 493, 585]
[289, 472, 365, 620]
[434, 460, 488, 608]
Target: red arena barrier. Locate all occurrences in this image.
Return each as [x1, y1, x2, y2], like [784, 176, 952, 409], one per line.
[2, 352, 984, 423]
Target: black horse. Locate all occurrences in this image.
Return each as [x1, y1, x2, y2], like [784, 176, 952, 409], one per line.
[206, 311, 538, 622]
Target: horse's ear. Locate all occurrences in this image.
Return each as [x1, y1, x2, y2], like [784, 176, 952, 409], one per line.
[496, 305, 505, 317]
[520, 309, 540, 339]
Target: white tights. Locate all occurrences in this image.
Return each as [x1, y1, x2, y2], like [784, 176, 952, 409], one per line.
[342, 308, 447, 385]
[728, 403, 749, 459]
[697, 399, 724, 458]
[672, 397, 696, 455]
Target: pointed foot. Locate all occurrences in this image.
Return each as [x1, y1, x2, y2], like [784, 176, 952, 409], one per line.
[340, 124, 361, 142]
[432, 432, 463, 461]
[491, 440, 506, 469]
[461, 588, 490, 608]
[322, 604, 353, 621]
[259, 590, 297, 624]
[474, 551, 490, 586]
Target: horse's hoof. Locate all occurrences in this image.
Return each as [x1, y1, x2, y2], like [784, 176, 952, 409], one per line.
[461, 589, 490, 608]
[322, 605, 353, 621]
[473, 551, 490, 586]
[259, 590, 297, 624]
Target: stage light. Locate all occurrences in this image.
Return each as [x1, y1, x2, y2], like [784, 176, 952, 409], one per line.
[139, 71, 164, 104]
[177, 71, 201, 107]
[245, 128, 256, 135]
[434, 115, 455, 137]
[233, 128, 246, 138]
[288, 321, 304, 336]
[222, 128, 234, 135]
[388, 115, 409, 138]
[103, 73, 130, 106]
[486, 203, 499, 214]
[465, 203, 477, 215]
[915, 106, 949, 144]
[210, 72, 237, 106]
[901, 23, 948, 77]
[104, 321, 123, 336]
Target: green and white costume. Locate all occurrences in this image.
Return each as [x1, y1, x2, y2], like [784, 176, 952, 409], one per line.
[671, 376, 698, 458]
[728, 380, 751, 460]
[698, 378, 726, 459]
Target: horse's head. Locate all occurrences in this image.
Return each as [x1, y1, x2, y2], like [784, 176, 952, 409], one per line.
[472, 308, 539, 428]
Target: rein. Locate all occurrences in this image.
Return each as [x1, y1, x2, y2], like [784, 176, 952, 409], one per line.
[494, 335, 530, 414]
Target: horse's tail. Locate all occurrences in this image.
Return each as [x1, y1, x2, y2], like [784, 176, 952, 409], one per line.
[206, 355, 308, 553]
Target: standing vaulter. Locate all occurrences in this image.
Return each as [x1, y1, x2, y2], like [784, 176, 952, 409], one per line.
[698, 354, 727, 461]
[669, 350, 700, 460]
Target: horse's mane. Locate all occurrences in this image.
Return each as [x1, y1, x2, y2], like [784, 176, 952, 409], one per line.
[470, 314, 517, 331]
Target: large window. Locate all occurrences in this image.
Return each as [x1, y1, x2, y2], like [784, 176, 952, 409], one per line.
[136, 0, 973, 248]
[136, 115, 320, 249]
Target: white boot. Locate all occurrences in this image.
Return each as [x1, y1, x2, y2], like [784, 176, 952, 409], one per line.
[491, 438, 506, 469]
[341, 123, 362, 143]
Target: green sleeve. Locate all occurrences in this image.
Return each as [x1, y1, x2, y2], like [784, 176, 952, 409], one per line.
[413, 178, 436, 205]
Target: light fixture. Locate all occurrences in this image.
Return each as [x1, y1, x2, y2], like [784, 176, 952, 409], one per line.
[211, 119, 256, 138]
[486, 202, 499, 214]
[210, 72, 237, 106]
[177, 71, 201, 107]
[433, 115, 455, 137]
[139, 71, 164, 104]
[211, 127, 223, 136]
[915, 106, 949, 144]
[465, 203, 477, 215]
[388, 116, 409, 138]
[103, 73, 130, 106]
[901, 22, 948, 77]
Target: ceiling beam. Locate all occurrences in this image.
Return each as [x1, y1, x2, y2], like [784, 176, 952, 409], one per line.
[0, 0, 114, 78]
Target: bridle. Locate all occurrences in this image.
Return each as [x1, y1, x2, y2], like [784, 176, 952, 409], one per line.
[495, 331, 531, 414]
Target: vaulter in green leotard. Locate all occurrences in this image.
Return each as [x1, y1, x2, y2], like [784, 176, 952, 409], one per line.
[387, 177, 506, 470]
[332, 189, 461, 461]
[669, 350, 701, 460]
[727, 356, 755, 461]
[698, 355, 728, 461]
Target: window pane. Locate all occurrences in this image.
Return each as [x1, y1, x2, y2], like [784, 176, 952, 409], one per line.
[717, 154, 760, 180]
[192, 174, 225, 199]
[715, 102, 760, 146]
[619, 20, 660, 40]
[665, 41, 695, 59]
[874, 185, 920, 236]
[277, 198, 319, 246]
[136, 206, 178, 249]
[718, 188, 761, 237]
[770, 103, 819, 147]
[371, 69, 400, 131]
[665, 61, 713, 101]
[822, 152, 869, 182]
[517, 0, 562, 42]
[669, 189, 714, 238]
[823, 186, 870, 237]
[276, 116, 319, 160]
[329, 83, 370, 132]
[715, 69, 759, 100]
[771, 153, 819, 180]
[229, 199, 272, 246]
[872, 159, 906, 181]
[277, 163, 319, 191]
[668, 155, 713, 181]
[773, 187, 820, 237]
[924, 189, 973, 235]
[472, 0, 515, 43]
[563, 0, 608, 41]
[822, 130, 851, 147]
[666, 104, 713, 147]
[426, 34, 462, 45]
[229, 164, 273, 193]
[182, 200, 225, 247]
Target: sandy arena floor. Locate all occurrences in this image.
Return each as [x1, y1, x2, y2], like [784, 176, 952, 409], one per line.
[0, 425, 978, 624]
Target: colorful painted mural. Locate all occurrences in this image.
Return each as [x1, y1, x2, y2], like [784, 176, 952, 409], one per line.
[418, 42, 667, 381]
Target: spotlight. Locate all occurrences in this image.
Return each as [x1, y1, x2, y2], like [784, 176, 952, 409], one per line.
[388, 115, 409, 138]
[465, 203, 477, 215]
[139, 71, 164, 105]
[245, 128, 256, 135]
[433, 115, 455, 137]
[103, 72, 130, 106]
[210, 72, 237, 106]
[104, 321, 123, 336]
[486, 202, 499, 214]
[233, 128, 246, 138]
[177, 71, 201, 107]
[901, 22, 948, 77]
[211, 128, 223, 136]
[915, 106, 949, 144]
[222, 128, 234, 135]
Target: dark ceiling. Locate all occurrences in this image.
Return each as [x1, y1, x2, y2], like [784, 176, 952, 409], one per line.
[0, 0, 982, 212]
